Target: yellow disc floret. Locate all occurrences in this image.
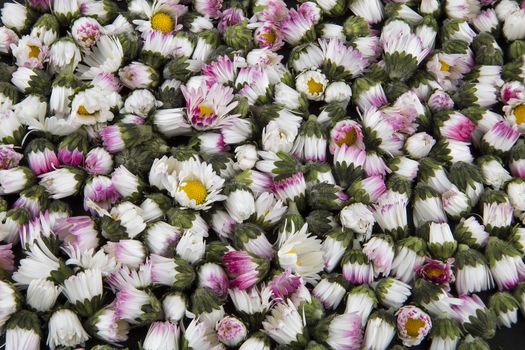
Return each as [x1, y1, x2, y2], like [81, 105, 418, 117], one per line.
[180, 180, 207, 205]
[151, 12, 174, 33]
[405, 317, 426, 337]
[307, 78, 324, 95]
[514, 104, 525, 125]
[28, 45, 40, 58]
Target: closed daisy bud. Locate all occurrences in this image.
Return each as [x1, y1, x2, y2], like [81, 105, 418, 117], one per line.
[362, 107, 404, 155]
[457, 335, 490, 350]
[428, 90, 455, 112]
[392, 236, 427, 283]
[347, 175, 386, 204]
[148, 253, 195, 289]
[312, 274, 347, 310]
[143, 321, 179, 350]
[5, 310, 40, 350]
[47, 308, 89, 350]
[312, 312, 362, 350]
[341, 249, 374, 285]
[0, 110, 23, 147]
[413, 278, 463, 318]
[114, 286, 162, 325]
[0, 144, 22, 170]
[396, 305, 432, 347]
[332, 145, 366, 188]
[413, 185, 447, 228]
[344, 285, 377, 326]
[13, 185, 48, 218]
[352, 78, 387, 112]
[272, 172, 307, 205]
[480, 120, 520, 156]
[162, 292, 187, 323]
[62, 269, 103, 317]
[184, 318, 225, 350]
[0, 207, 29, 243]
[404, 132, 436, 159]
[106, 201, 146, 240]
[83, 176, 120, 215]
[1, 2, 34, 33]
[176, 231, 206, 264]
[374, 277, 412, 309]
[53, 216, 99, 252]
[322, 228, 352, 272]
[486, 236, 525, 290]
[431, 138, 473, 164]
[198, 262, 229, 297]
[25, 138, 59, 176]
[477, 155, 511, 190]
[419, 222, 457, 260]
[11, 67, 50, 95]
[232, 223, 273, 260]
[191, 287, 226, 328]
[104, 239, 146, 269]
[453, 294, 496, 339]
[364, 150, 390, 178]
[382, 32, 429, 81]
[363, 234, 395, 277]
[84, 312, 134, 349]
[489, 292, 519, 328]
[372, 190, 408, 240]
[251, 192, 287, 230]
[144, 221, 180, 257]
[216, 316, 247, 347]
[441, 186, 471, 220]
[223, 185, 256, 223]
[111, 165, 145, 201]
[386, 156, 419, 181]
[119, 61, 159, 89]
[429, 318, 462, 350]
[362, 311, 396, 350]
[26, 279, 60, 312]
[100, 123, 153, 154]
[223, 250, 270, 290]
[140, 193, 171, 223]
[482, 199, 513, 238]
[292, 115, 327, 162]
[262, 299, 307, 347]
[349, 0, 383, 24]
[0, 280, 19, 330]
[239, 332, 271, 350]
[38, 166, 85, 199]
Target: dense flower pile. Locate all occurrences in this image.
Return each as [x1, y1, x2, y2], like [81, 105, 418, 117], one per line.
[3, 0, 525, 349]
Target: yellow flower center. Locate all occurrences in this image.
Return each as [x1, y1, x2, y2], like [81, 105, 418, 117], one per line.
[426, 268, 444, 279]
[307, 78, 324, 95]
[261, 30, 276, 44]
[514, 104, 525, 125]
[336, 128, 358, 147]
[28, 45, 40, 58]
[405, 317, 425, 337]
[439, 60, 450, 72]
[151, 12, 174, 33]
[77, 105, 95, 116]
[180, 180, 207, 205]
[198, 104, 215, 118]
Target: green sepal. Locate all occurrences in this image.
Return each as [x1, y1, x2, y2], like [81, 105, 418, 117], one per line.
[205, 241, 232, 264]
[224, 20, 254, 52]
[232, 222, 265, 250]
[386, 174, 412, 197]
[463, 307, 497, 339]
[454, 244, 487, 270]
[384, 52, 418, 82]
[98, 215, 128, 242]
[489, 292, 519, 318]
[167, 208, 199, 231]
[6, 309, 40, 334]
[307, 182, 346, 210]
[48, 260, 73, 285]
[173, 257, 195, 290]
[191, 287, 225, 315]
[508, 40, 525, 62]
[333, 160, 363, 189]
[71, 294, 104, 318]
[457, 336, 490, 350]
[306, 210, 334, 236]
[118, 31, 140, 61]
[136, 291, 163, 325]
[430, 318, 462, 341]
[0, 81, 19, 102]
[298, 296, 325, 326]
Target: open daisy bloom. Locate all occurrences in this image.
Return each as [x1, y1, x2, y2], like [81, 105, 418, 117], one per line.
[181, 82, 239, 130]
[130, 0, 188, 34]
[172, 158, 226, 210]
